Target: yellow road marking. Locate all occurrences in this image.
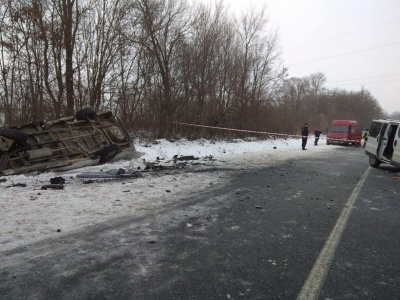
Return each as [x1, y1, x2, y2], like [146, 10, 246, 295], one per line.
[297, 167, 371, 300]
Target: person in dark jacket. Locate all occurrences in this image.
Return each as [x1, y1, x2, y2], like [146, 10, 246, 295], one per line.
[301, 123, 309, 150]
[314, 128, 322, 146]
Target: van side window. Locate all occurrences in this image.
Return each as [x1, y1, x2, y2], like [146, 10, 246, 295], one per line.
[369, 122, 382, 138]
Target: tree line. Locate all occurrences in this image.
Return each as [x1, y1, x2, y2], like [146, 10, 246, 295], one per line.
[0, 0, 385, 139]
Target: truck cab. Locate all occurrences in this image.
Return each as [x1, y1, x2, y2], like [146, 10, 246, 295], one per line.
[365, 119, 400, 168]
[326, 120, 362, 146]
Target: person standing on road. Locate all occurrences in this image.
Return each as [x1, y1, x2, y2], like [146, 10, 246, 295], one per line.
[363, 128, 369, 148]
[301, 123, 309, 150]
[314, 128, 322, 146]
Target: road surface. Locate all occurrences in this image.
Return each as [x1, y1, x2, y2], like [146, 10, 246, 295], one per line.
[1, 146, 399, 299]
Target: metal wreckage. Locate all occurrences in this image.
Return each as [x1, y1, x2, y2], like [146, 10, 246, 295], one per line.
[0, 108, 139, 176]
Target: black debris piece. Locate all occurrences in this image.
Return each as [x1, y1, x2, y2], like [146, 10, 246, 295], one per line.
[7, 183, 27, 188]
[50, 176, 65, 184]
[41, 184, 64, 190]
[173, 155, 199, 161]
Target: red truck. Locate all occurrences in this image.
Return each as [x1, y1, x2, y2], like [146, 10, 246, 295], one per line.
[326, 120, 362, 146]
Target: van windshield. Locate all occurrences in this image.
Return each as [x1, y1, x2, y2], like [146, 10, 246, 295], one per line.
[329, 125, 349, 132]
[369, 121, 383, 138]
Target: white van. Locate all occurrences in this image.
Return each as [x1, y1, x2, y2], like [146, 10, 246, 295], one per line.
[365, 119, 400, 168]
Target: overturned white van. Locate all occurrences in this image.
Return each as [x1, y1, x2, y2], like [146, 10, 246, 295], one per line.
[0, 108, 139, 175]
[365, 119, 400, 168]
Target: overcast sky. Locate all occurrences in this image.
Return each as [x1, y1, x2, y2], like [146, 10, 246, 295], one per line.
[200, 0, 400, 114]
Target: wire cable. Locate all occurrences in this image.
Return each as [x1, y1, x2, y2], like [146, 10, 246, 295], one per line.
[326, 74, 400, 83]
[284, 18, 400, 52]
[288, 41, 400, 67]
[325, 79, 400, 87]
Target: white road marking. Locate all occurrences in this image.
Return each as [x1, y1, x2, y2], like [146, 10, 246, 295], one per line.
[297, 167, 372, 300]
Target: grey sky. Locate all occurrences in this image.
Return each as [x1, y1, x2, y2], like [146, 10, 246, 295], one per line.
[201, 0, 400, 114]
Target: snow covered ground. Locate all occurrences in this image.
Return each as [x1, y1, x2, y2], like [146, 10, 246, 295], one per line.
[0, 136, 332, 252]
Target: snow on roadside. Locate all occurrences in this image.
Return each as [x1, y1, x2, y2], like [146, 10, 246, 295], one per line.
[133, 137, 302, 161]
[0, 136, 329, 252]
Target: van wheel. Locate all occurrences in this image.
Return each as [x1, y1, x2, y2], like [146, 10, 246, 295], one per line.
[76, 108, 97, 121]
[0, 129, 28, 146]
[327, 140, 331, 145]
[108, 126, 126, 142]
[99, 144, 122, 164]
[369, 156, 381, 168]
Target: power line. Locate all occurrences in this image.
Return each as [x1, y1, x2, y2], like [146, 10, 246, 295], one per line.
[288, 41, 400, 67]
[326, 74, 400, 84]
[284, 18, 400, 52]
[325, 79, 400, 87]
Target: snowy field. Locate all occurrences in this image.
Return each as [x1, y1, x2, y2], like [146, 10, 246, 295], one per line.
[0, 136, 333, 252]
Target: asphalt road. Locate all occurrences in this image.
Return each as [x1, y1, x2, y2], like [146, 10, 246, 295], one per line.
[1, 146, 399, 300]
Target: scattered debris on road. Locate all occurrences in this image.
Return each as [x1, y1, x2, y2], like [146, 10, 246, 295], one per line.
[77, 169, 143, 179]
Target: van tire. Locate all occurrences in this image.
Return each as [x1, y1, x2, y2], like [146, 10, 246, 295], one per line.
[76, 108, 97, 121]
[108, 126, 126, 142]
[369, 156, 381, 168]
[99, 144, 122, 164]
[0, 129, 28, 146]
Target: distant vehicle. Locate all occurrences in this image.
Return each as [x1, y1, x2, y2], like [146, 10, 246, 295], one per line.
[0, 108, 139, 175]
[365, 119, 400, 168]
[326, 120, 362, 146]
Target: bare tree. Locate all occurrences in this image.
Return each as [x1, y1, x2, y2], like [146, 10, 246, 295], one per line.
[231, 3, 285, 130]
[277, 77, 309, 131]
[133, 0, 191, 137]
[0, 3, 13, 123]
[76, 0, 134, 111]
[308, 72, 326, 114]
[1, 0, 384, 140]
[179, 1, 229, 128]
